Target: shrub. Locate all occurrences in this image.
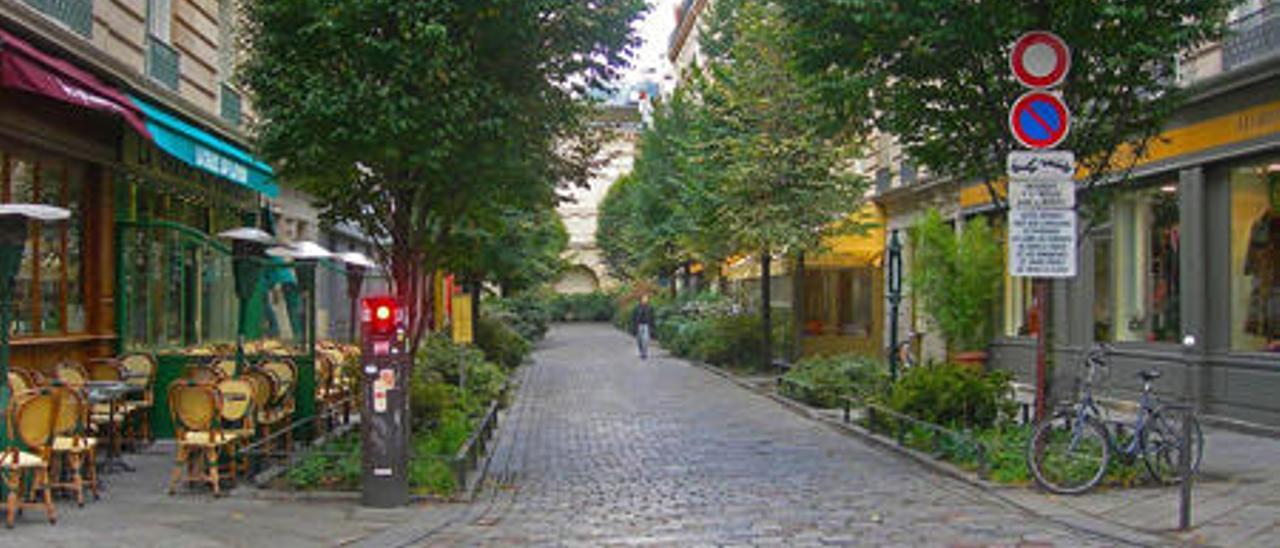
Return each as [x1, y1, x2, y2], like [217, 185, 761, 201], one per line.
[490, 294, 550, 342]
[781, 354, 889, 408]
[909, 209, 1004, 352]
[412, 333, 508, 425]
[548, 291, 616, 322]
[883, 363, 1014, 429]
[475, 314, 532, 369]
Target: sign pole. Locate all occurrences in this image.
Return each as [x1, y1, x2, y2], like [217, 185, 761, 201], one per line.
[1034, 279, 1049, 421]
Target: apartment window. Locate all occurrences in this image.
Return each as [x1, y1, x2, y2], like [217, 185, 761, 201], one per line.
[146, 0, 180, 90]
[1095, 184, 1181, 343]
[220, 85, 242, 127]
[25, 0, 94, 38]
[1, 151, 87, 337]
[1229, 155, 1280, 352]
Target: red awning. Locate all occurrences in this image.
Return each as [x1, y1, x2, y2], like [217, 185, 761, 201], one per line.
[0, 29, 148, 137]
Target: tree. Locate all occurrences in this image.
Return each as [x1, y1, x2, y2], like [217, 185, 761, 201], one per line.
[780, 0, 1233, 223]
[240, 0, 644, 347]
[693, 1, 867, 366]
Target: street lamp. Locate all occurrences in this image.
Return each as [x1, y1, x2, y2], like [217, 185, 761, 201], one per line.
[336, 251, 375, 344]
[218, 226, 276, 376]
[886, 230, 904, 381]
[0, 204, 71, 415]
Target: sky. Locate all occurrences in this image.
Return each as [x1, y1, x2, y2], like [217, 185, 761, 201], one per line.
[620, 0, 679, 95]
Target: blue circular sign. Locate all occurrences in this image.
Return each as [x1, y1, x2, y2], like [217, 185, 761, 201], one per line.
[1009, 91, 1070, 149]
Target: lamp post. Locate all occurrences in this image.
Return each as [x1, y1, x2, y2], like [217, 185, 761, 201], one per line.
[268, 241, 334, 443]
[0, 205, 71, 416]
[337, 252, 375, 344]
[886, 230, 904, 381]
[218, 227, 276, 376]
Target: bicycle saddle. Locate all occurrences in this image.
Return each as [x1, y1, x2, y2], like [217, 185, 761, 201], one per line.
[1138, 369, 1162, 381]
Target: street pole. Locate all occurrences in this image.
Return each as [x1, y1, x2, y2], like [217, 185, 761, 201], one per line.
[887, 231, 903, 381]
[1034, 279, 1049, 422]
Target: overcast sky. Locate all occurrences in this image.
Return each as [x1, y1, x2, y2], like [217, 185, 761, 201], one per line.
[621, 0, 678, 93]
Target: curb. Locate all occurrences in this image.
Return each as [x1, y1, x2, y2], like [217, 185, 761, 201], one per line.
[689, 360, 1174, 547]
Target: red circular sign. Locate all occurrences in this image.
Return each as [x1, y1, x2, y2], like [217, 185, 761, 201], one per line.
[1010, 31, 1070, 89]
[1009, 91, 1070, 149]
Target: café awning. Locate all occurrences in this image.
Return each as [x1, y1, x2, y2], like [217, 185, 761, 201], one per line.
[130, 96, 278, 197]
[0, 29, 148, 136]
[805, 204, 886, 269]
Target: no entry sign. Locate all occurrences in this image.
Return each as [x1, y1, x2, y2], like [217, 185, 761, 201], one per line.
[1010, 31, 1070, 89]
[1009, 91, 1070, 150]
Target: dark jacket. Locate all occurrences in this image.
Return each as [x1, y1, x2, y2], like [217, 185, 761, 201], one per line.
[632, 303, 654, 330]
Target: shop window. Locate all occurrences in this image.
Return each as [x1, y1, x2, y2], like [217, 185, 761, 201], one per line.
[1, 152, 86, 337]
[1096, 184, 1181, 343]
[1230, 156, 1280, 352]
[803, 268, 875, 337]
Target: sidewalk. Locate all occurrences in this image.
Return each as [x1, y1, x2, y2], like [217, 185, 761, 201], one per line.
[704, 362, 1280, 547]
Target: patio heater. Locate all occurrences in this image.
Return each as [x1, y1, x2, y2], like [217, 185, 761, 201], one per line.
[217, 227, 276, 376]
[337, 251, 376, 344]
[886, 230, 904, 381]
[266, 241, 333, 355]
[0, 205, 71, 414]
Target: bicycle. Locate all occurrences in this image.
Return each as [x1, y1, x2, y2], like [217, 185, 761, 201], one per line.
[1026, 344, 1204, 495]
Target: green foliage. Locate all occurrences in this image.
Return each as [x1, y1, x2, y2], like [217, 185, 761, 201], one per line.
[648, 291, 790, 370]
[411, 333, 508, 424]
[780, 354, 890, 408]
[547, 292, 616, 322]
[241, 0, 645, 346]
[490, 294, 551, 342]
[908, 210, 1004, 352]
[884, 364, 1015, 429]
[781, 0, 1234, 224]
[475, 314, 532, 369]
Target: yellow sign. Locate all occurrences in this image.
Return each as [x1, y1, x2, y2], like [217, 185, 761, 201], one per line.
[451, 293, 473, 345]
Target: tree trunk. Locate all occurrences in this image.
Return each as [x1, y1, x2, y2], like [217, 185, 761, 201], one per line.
[792, 252, 805, 363]
[760, 250, 772, 370]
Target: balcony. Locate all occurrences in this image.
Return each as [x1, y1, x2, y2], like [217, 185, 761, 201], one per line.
[146, 35, 180, 91]
[24, 0, 93, 38]
[1223, 3, 1280, 71]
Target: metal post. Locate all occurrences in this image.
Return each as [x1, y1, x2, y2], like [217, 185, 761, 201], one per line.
[1179, 412, 1193, 530]
[887, 231, 903, 381]
[1034, 279, 1049, 422]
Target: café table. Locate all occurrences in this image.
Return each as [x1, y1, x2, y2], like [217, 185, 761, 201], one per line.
[85, 380, 143, 473]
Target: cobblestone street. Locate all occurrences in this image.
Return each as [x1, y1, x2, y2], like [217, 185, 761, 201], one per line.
[367, 323, 1114, 547]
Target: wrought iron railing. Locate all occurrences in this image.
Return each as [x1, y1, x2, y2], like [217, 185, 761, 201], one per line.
[25, 0, 93, 38]
[147, 34, 181, 90]
[1223, 3, 1280, 71]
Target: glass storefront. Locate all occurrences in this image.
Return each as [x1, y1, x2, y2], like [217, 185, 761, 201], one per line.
[1230, 154, 1280, 352]
[1, 149, 87, 338]
[116, 173, 249, 351]
[802, 268, 875, 337]
[1095, 183, 1181, 343]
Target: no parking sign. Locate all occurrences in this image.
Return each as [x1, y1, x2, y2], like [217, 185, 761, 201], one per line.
[1009, 91, 1070, 150]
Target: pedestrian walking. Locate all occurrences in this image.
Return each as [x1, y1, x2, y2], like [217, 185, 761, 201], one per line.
[632, 295, 654, 360]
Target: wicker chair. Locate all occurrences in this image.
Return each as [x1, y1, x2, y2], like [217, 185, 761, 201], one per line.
[48, 385, 99, 506]
[167, 381, 237, 497]
[54, 361, 89, 390]
[258, 359, 297, 453]
[241, 369, 280, 455]
[185, 364, 223, 385]
[215, 379, 256, 483]
[2, 388, 58, 527]
[119, 353, 157, 444]
[211, 358, 238, 379]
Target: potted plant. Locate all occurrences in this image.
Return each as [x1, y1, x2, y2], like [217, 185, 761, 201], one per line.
[908, 209, 1004, 368]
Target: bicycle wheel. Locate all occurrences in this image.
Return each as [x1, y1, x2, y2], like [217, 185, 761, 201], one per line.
[1141, 408, 1204, 485]
[1027, 412, 1111, 495]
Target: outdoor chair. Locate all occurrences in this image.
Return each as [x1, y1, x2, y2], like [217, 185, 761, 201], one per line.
[185, 364, 222, 385]
[86, 358, 125, 381]
[167, 381, 236, 497]
[215, 379, 256, 483]
[120, 352, 157, 444]
[48, 385, 99, 506]
[211, 358, 238, 379]
[242, 369, 282, 456]
[8, 371, 31, 395]
[259, 359, 297, 453]
[54, 361, 89, 390]
[2, 388, 59, 527]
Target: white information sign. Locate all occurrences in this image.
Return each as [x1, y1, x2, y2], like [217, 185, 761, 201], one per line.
[1009, 209, 1077, 278]
[1006, 150, 1075, 181]
[1009, 180, 1075, 209]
